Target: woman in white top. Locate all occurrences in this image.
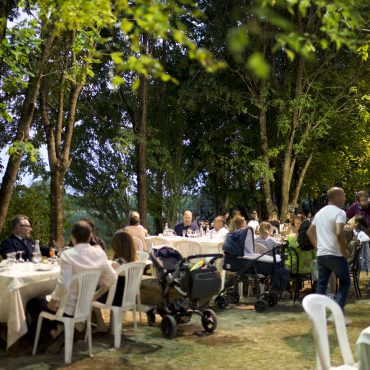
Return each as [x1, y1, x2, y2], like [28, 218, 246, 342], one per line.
[352, 215, 370, 273]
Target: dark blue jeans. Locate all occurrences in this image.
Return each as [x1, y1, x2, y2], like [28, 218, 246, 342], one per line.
[316, 255, 351, 310]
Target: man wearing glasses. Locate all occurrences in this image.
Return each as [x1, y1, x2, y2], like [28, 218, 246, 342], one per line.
[0, 215, 36, 261]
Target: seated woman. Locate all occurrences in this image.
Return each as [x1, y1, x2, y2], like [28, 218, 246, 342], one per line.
[286, 214, 305, 250]
[286, 219, 317, 277]
[254, 222, 281, 251]
[94, 230, 137, 333]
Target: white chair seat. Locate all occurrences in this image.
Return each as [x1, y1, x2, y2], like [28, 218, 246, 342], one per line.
[92, 262, 145, 348]
[32, 269, 102, 364]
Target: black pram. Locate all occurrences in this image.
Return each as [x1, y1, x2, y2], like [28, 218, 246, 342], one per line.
[147, 246, 223, 339]
[216, 227, 289, 312]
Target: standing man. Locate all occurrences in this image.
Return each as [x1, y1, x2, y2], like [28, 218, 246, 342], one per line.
[306, 187, 350, 313]
[210, 216, 229, 239]
[174, 210, 199, 236]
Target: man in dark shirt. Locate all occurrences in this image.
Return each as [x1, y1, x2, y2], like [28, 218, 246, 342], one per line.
[174, 210, 199, 236]
[0, 215, 35, 261]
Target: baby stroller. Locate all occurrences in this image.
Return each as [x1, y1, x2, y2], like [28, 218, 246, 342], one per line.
[215, 227, 288, 313]
[147, 246, 223, 339]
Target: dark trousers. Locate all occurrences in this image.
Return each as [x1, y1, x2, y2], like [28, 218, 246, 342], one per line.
[27, 297, 72, 336]
[316, 255, 351, 310]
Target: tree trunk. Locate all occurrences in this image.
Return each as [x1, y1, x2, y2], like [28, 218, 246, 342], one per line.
[40, 48, 83, 243]
[258, 84, 274, 216]
[137, 34, 148, 227]
[280, 57, 304, 221]
[50, 167, 65, 246]
[291, 153, 313, 210]
[0, 27, 56, 232]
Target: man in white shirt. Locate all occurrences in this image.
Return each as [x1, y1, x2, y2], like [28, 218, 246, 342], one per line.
[247, 211, 259, 233]
[307, 187, 350, 310]
[210, 216, 228, 239]
[27, 221, 117, 346]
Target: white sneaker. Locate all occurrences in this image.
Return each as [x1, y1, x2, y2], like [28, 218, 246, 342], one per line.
[344, 318, 352, 326]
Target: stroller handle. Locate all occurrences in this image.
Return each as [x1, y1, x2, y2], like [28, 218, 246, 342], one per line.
[184, 253, 223, 262]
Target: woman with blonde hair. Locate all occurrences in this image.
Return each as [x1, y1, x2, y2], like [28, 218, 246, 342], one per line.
[255, 221, 281, 250]
[229, 215, 246, 232]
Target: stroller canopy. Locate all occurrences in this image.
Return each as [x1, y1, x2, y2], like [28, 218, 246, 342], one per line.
[222, 227, 255, 257]
[151, 245, 183, 273]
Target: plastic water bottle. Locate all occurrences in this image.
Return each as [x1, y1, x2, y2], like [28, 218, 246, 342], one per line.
[33, 240, 42, 263]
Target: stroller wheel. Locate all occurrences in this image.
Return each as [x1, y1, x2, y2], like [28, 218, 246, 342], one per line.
[147, 310, 156, 326]
[215, 295, 229, 309]
[161, 315, 177, 339]
[227, 289, 240, 304]
[201, 309, 218, 332]
[267, 292, 278, 307]
[254, 298, 269, 313]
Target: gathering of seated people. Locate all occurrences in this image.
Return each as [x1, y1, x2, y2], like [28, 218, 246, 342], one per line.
[0, 193, 369, 357]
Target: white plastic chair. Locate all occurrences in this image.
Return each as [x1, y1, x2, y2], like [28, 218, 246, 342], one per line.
[302, 294, 356, 370]
[132, 237, 144, 252]
[92, 262, 145, 348]
[255, 243, 269, 253]
[135, 251, 149, 321]
[32, 268, 102, 364]
[136, 251, 149, 262]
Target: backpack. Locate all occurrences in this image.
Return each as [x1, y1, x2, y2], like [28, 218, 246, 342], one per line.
[297, 220, 314, 251]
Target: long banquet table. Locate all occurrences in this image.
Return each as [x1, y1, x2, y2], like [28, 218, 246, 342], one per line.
[145, 235, 224, 254]
[0, 262, 59, 349]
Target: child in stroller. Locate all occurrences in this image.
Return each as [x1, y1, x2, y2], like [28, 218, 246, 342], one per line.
[147, 245, 223, 339]
[215, 227, 289, 312]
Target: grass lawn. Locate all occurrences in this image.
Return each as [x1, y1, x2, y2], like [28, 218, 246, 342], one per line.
[0, 275, 369, 370]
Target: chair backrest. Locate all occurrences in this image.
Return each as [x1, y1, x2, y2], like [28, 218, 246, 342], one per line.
[173, 240, 202, 258]
[107, 262, 145, 309]
[56, 268, 102, 320]
[136, 251, 149, 262]
[255, 243, 269, 254]
[302, 294, 355, 370]
[132, 236, 144, 252]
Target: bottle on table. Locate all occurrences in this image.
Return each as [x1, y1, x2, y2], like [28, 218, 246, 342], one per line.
[206, 225, 210, 238]
[33, 240, 42, 263]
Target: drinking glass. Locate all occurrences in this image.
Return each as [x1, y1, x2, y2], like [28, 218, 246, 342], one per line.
[182, 230, 186, 237]
[18, 251, 25, 263]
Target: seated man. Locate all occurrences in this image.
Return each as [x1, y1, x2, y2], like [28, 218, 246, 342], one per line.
[123, 211, 148, 251]
[0, 215, 49, 261]
[174, 210, 199, 236]
[27, 221, 117, 351]
[210, 216, 229, 239]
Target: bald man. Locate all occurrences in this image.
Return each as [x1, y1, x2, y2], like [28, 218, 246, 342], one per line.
[174, 210, 199, 237]
[123, 211, 148, 251]
[307, 187, 350, 313]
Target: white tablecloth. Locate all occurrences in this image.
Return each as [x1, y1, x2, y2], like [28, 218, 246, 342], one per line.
[0, 262, 59, 349]
[145, 236, 224, 254]
[357, 326, 370, 370]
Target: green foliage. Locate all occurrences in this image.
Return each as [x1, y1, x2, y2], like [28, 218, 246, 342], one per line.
[7, 141, 40, 163]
